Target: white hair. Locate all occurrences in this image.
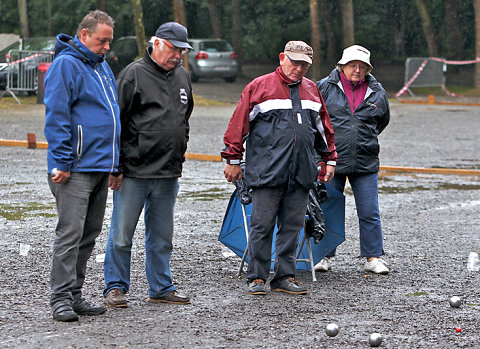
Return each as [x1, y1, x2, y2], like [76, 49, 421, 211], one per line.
[149, 36, 165, 51]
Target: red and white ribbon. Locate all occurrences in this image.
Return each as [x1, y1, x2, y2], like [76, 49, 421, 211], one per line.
[440, 84, 462, 97]
[395, 60, 428, 98]
[7, 51, 54, 66]
[429, 57, 480, 65]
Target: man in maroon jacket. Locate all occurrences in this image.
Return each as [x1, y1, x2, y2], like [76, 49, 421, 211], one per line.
[221, 41, 337, 295]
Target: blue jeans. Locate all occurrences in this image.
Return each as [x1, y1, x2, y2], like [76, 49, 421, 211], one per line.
[103, 177, 179, 298]
[326, 173, 383, 258]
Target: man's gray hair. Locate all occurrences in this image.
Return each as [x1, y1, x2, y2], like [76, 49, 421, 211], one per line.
[149, 36, 165, 51]
[76, 10, 115, 37]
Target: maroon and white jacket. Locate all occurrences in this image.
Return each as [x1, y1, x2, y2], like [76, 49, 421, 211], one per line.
[222, 66, 337, 190]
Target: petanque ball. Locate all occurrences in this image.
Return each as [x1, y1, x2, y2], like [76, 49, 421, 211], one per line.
[369, 333, 383, 347]
[449, 296, 461, 308]
[325, 323, 339, 337]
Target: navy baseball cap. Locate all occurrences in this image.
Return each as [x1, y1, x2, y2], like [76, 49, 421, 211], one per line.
[155, 22, 193, 50]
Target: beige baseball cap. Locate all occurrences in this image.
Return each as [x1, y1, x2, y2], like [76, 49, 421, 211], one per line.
[284, 41, 313, 64]
[337, 45, 372, 69]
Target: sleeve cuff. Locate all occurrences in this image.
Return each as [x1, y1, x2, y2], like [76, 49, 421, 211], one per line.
[226, 159, 241, 165]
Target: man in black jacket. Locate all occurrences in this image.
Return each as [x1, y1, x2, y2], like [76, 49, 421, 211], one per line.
[103, 22, 193, 307]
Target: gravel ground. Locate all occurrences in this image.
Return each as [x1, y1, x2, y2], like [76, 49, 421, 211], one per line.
[0, 93, 480, 348]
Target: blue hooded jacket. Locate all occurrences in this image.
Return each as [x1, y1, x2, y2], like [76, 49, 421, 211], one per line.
[44, 34, 120, 173]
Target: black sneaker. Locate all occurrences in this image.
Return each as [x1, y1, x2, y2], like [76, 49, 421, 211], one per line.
[52, 305, 79, 322]
[271, 277, 307, 295]
[248, 279, 267, 295]
[72, 298, 107, 316]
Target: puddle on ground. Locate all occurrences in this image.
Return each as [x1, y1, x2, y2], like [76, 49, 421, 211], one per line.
[377, 174, 480, 194]
[379, 182, 480, 194]
[178, 187, 230, 201]
[0, 202, 56, 221]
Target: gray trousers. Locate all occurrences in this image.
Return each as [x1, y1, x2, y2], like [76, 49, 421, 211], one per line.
[247, 183, 309, 284]
[48, 172, 109, 311]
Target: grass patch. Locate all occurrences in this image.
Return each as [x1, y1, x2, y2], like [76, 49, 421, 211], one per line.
[405, 291, 428, 297]
[0, 95, 38, 109]
[0, 202, 56, 220]
[193, 94, 232, 106]
[408, 86, 480, 97]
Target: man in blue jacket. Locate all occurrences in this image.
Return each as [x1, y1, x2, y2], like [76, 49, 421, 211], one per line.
[44, 10, 121, 322]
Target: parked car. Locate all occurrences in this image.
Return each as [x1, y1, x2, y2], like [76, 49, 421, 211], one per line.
[104, 36, 239, 83]
[0, 37, 55, 91]
[105, 36, 142, 77]
[187, 39, 238, 83]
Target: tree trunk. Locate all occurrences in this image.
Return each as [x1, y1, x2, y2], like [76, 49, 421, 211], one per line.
[474, 0, 480, 88]
[415, 0, 439, 57]
[444, 0, 464, 59]
[340, 0, 354, 47]
[97, 0, 106, 11]
[132, 0, 146, 58]
[172, 0, 187, 26]
[172, 0, 189, 69]
[309, 0, 321, 81]
[17, 0, 30, 38]
[231, 0, 243, 68]
[47, 0, 52, 36]
[207, 0, 222, 38]
[390, 1, 408, 58]
[321, 0, 337, 67]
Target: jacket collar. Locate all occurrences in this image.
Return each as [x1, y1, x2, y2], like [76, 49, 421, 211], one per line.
[327, 68, 380, 91]
[55, 34, 104, 67]
[275, 66, 302, 86]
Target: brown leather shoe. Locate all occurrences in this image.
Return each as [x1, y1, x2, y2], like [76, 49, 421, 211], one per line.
[149, 290, 190, 304]
[105, 288, 128, 308]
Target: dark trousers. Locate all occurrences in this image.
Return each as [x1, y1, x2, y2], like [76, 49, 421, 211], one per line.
[247, 183, 309, 284]
[48, 172, 108, 311]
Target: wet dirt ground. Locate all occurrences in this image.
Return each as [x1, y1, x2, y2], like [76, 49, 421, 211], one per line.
[0, 86, 480, 348]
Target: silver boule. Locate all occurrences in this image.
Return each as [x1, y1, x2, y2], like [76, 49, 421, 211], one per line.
[325, 323, 339, 337]
[369, 333, 383, 347]
[51, 168, 58, 177]
[449, 296, 461, 308]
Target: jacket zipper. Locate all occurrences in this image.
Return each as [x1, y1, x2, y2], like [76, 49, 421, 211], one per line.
[103, 75, 117, 102]
[94, 64, 117, 172]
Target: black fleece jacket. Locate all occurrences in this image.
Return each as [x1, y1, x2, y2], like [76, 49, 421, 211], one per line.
[116, 46, 194, 178]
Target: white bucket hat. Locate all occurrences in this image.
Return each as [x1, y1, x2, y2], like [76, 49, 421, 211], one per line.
[337, 45, 372, 69]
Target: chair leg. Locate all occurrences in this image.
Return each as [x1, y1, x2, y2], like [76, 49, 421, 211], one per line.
[238, 247, 248, 277]
[296, 233, 317, 282]
[306, 238, 317, 282]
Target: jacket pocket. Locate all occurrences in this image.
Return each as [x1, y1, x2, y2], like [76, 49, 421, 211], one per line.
[77, 125, 83, 164]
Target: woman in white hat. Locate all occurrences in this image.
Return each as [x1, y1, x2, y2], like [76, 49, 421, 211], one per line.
[316, 45, 390, 274]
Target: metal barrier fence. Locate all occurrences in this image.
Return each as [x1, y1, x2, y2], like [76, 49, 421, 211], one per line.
[404, 57, 447, 96]
[0, 49, 54, 103]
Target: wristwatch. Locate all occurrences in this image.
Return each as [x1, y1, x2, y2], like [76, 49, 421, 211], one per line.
[226, 159, 241, 165]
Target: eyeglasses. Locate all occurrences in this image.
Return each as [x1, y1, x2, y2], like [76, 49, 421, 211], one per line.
[346, 63, 369, 71]
[286, 55, 311, 69]
[163, 40, 188, 55]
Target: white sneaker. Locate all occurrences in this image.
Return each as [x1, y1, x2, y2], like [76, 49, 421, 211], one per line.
[314, 257, 332, 272]
[364, 258, 389, 274]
